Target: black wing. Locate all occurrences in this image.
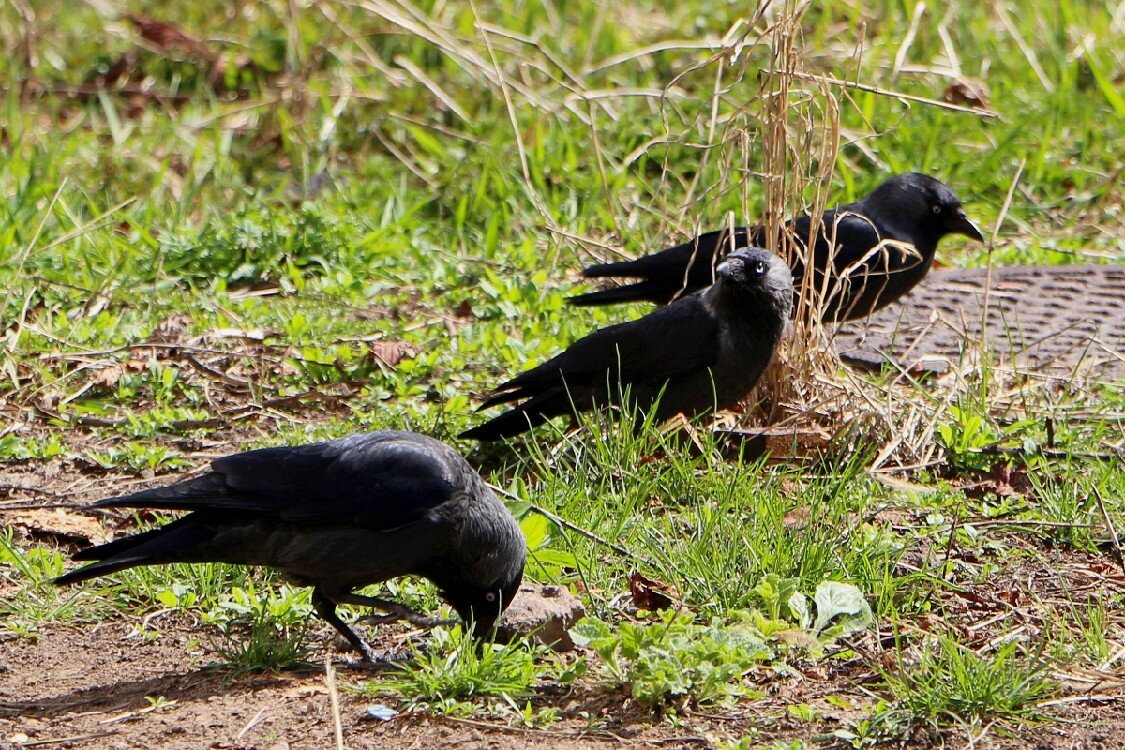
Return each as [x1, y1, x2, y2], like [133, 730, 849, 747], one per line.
[484, 295, 722, 406]
[787, 210, 925, 320]
[461, 297, 723, 440]
[91, 432, 459, 532]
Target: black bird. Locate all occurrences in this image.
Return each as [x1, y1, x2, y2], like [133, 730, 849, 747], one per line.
[569, 173, 983, 322]
[54, 431, 526, 663]
[461, 247, 793, 441]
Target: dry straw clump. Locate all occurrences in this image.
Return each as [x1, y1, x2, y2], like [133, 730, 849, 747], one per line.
[611, 0, 947, 470]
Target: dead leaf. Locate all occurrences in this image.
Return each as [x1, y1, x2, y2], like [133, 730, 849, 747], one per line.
[91, 363, 126, 390]
[101, 50, 140, 87]
[628, 572, 677, 611]
[367, 341, 418, 368]
[453, 299, 474, 319]
[964, 463, 1029, 499]
[944, 78, 991, 109]
[146, 314, 191, 345]
[774, 628, 821, 650]
[871, 509, 907, 526]
[127, 15, 217, 62]
[784, 506, 811, 530]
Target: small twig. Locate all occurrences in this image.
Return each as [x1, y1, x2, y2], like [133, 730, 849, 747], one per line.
[1092, 485, 1125, 577]
[0, 502, 81, 512]
[324, 655, 346, 750]
[789, 70, 1001, 117]
[968, 445, 1123, 462]
[994, 2, 1054, 91]
[0, 484, 68, 499]
[488, 483, 650, 565]
[236, 707, 269, 742]
[890, 1, 926, 80]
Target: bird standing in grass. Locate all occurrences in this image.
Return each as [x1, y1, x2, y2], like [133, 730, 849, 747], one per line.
[461, 247, 793, 441]
[55, 430, 526, 664]
[569, 173, 983, 322]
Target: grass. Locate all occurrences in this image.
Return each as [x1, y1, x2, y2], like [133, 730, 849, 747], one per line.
[0, 0, 1122, 747]
[878, 637, 1057, 737]
[365, 625, 552, 713]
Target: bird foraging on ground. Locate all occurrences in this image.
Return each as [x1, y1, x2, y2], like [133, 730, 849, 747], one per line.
[569, 173, 983, 322]
[54, 431, 526, 663]
[461, 247, 793, 441]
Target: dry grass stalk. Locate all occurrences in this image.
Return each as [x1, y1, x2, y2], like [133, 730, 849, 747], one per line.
[689, 1, 973, 470]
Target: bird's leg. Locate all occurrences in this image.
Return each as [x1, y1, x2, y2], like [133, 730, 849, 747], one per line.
[311, 587, 380, 663]
[334, 592, 456, 628]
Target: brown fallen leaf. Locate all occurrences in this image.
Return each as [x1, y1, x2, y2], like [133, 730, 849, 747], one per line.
[783, 505, 811, 531]
[101, 50, 140, 87]
[92, 363, 126, 390]
[367, 341, 419, 368]
[452, 299, 474, 319]
[127, 15, 217, 62]
[944, 78, 991, 109]
[628, 572, 677, 611]
[145, 313, 192, 345]
[963, 463, 1029, 499]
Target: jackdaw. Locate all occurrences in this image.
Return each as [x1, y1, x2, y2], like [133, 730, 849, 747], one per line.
[461, 247, 793, 441]
[569, 173, 983, 322]
[54, 430, 526, 663]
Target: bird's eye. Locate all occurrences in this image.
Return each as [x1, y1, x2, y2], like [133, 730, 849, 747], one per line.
[485, 592, 497, 603]
[931, 204, 942, 214]
[754, 261, 766, 276]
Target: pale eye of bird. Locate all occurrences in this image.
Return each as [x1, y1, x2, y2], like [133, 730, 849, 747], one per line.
[932, 204, 942, 214]
[754, 261, 766, 276]
[485, 592, 497, 602]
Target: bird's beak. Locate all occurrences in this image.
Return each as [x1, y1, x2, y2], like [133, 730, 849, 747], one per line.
[949, 208, 984, 242]
[469, 617, 501, 642]
[715, 259, 740, 282]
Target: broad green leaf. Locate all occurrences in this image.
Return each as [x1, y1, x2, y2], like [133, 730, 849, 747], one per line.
[812, 581, 873, 635]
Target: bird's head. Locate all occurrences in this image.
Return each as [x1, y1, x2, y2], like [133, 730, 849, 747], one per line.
[871, 173, 984, 243]
[715, 247, 794, 312]
[441, 567, 524, 639]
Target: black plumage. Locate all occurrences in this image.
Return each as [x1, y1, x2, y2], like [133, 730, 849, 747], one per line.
[569, 173, 983, 322]
[55, 431, 526, 662]
[461, 247, 793, 441]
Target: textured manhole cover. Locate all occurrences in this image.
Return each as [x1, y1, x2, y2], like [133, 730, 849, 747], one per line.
[833, 264, 1124, 380]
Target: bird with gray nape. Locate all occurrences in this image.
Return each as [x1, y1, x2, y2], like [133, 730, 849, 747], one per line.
[54, 430, 526, 664]
[569, 173, 983, 322]
[461, 247, 793, 441]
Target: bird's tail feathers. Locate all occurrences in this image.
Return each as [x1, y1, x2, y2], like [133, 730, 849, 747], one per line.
[54, 517, 210, 586]
[567, 280, 671, 307]
[460, 394, 560, 441]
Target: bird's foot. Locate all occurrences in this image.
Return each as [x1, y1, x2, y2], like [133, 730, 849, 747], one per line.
[339, 647, 412, 671]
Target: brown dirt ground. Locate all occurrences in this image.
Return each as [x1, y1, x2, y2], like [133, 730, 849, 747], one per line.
[2, 434, 1124, 748]
[2, 614, 1123, 749]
